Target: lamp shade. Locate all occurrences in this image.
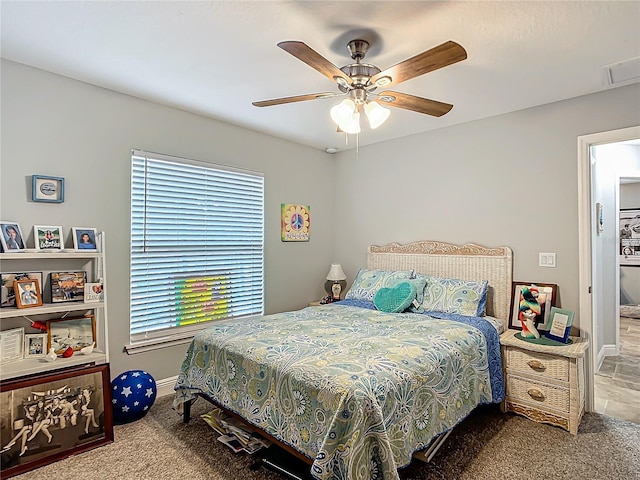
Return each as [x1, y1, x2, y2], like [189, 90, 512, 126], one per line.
[326, 263, 347, 281]
[364, 101, 390, 129]
[330, 99, 355, 125]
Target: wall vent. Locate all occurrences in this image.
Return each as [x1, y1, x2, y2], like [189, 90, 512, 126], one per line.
[603, 56, 640, 86]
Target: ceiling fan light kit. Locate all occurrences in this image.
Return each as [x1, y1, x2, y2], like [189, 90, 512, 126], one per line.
[253, 36, 467, 139]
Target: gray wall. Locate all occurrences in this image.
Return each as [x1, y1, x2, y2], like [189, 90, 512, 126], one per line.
[332, 84, 640, 332]
[1, 60, 336, 380]
[3, 58, 640, 382]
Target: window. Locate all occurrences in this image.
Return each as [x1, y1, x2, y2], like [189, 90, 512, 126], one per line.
[127, 149, 264, 352]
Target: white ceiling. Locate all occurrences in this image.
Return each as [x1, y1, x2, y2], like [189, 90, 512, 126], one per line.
[2, 1, 639, 152]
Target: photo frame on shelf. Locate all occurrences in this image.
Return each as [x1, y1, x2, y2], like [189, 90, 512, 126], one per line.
[14, 278, 43, 309]
[0, 222, 26, 251]
[545, 307, 574, 343]
[509, 282, 558, 331]
[24, 333, 47, 358]
[49, 271, 86, 303]
[47, 315, 96, 355]
[33, 225, 64, 251]
[84, 281, 104, 303]
[0, 364, 113, 478]
[0, 327, 24, 364]
[32, 174, 65, 203]
[620, 208, 640, 266]
[71, 227, 98, 251]
[1, 272, 43, 308]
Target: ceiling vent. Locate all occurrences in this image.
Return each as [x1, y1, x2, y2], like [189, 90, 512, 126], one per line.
[602, 57, 640, 87]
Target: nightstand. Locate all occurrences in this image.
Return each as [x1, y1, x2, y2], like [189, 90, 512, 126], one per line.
[500, 329, 588, 434]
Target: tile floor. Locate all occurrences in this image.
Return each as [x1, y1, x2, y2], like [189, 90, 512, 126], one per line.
[594, 315, 640, 424]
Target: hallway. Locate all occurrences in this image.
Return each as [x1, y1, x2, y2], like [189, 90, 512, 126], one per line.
[594, 315, 640, 424]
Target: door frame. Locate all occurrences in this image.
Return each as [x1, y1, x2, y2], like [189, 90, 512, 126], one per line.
[577, 125, 640, 411]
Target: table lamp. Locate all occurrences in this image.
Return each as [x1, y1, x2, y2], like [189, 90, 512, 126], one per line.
[325, 264, 347, 302]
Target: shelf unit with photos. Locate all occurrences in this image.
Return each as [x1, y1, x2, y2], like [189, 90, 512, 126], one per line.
[0, 233, 109, 381]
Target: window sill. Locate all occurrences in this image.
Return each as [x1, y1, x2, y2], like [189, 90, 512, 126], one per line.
[124, 335, 194, 355]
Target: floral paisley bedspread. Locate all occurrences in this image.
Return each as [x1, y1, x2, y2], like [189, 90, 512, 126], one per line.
[173, 303, 503, 480]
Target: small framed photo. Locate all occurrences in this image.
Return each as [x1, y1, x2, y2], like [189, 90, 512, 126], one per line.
[84, 281, 104, 303]
[545, 307, 574, 343]
[1, 272, 43, 308]
[32, 174, 65, 203]
[33, 225, 64, 251]
[47, 315, 96, 354]
[24, 333, 47, 358]
[509, 282, 558, 331]
[0, 327, 24, 364]
[0, 364, 113, 478]
[14, 278, 43, 309]
[50, 271, 86, 303]
[72, 227, 98, 251]
[0, 222, 26, 251]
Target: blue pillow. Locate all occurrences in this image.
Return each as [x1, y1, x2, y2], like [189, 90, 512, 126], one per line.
[421, 276, 489, 317]
[345, 268, 412, 302]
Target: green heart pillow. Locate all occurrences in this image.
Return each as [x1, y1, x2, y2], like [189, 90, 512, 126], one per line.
[373, 281, 417, 313]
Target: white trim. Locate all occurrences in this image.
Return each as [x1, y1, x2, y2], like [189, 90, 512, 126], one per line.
[577, 125, 640, 413]
[156, 375, 179, 398]
[596, 344, 619, 372]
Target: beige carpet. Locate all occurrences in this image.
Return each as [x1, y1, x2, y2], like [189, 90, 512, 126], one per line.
[11, 395, 640, 480]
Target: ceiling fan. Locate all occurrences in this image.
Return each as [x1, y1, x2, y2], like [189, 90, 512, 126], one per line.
[253, 39, 467, 133]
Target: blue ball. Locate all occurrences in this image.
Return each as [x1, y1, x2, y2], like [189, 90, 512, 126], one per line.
[111, 370, 157, 424]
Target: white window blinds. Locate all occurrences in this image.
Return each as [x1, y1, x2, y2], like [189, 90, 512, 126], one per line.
[129, 149, 264, 346]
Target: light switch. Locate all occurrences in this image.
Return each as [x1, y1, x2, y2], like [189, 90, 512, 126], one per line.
[539, 252, 556, 268]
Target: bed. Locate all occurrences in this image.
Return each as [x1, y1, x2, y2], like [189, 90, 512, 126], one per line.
[173, 240, 513, 480]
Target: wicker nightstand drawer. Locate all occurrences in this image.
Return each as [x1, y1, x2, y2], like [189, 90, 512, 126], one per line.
[506, 348, 569, 382]
[500, 329, 588, 435]
[507, 375, 570, 413]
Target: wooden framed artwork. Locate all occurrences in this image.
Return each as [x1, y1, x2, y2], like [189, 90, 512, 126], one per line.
[47, 315, 96, 355]
[14, 279, 43, 309]
[620, 208, 640, 266]
[24, 334, 47, 358]
[0, 364, 113, 478]
[32, 174, 65, 203]
[0, 222, 26, 251]
[33, 226, 64, 251]
[71, 227, 98, 251]
[509, 282, 558, 331]
[49, 271, 86, 303]
[1, 272, 43, 308]
[545, 307, 574, 343]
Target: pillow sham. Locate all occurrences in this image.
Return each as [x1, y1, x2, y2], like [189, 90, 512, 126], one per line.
[373, 281, 417, 313]
[344, 268, 412, 302]
[421, 276, 489, 317]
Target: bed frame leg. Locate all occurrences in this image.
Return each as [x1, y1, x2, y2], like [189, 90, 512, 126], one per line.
[413, 429, 452, 463]
[183, 399, 192, 424]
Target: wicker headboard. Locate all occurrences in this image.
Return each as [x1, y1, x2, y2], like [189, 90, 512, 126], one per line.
[367, 241, 513, 322]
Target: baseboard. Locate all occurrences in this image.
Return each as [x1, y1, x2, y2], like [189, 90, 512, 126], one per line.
[156, 375, 178, 398]
[597, 344, 618, 371]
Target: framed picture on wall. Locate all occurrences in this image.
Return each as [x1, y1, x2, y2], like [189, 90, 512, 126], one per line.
[32, 174, 65, 203]
[620, 208, 640, 266]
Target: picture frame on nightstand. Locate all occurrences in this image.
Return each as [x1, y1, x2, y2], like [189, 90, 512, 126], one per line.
[545, 307, 574, 343]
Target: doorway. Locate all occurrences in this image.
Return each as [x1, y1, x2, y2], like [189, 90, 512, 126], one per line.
[577, 126, 640, 422]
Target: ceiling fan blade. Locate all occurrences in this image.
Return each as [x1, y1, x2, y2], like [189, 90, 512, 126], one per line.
[371, 41, 467, 88]
[377, 90, 453, 117]
[252, 92, 338, 107]
[278, 41, 353, 87]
